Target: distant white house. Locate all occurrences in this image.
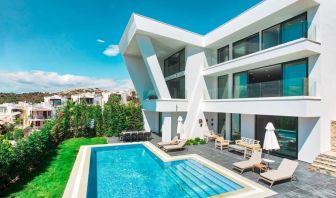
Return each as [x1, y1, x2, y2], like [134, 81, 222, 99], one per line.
[71, 92, 102, 105]
[0, 103, 23, 125]
[44, 95, 68, 107]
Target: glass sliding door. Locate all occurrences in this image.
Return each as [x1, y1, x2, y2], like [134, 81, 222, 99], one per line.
[282, 59, 307, 96]
[262, 24, 280, 49]
[281, 14, 307, 43]
[233, 72, 247, 98]
[248, 64, 282, 97]
[255, 115, 298, 159]
[217, 75, 229, 99]
[217, 45, 229, 63]
[233, 33, 259, 59]
[158, 112, 162, 133]
[231, 114, 241, 141]
[166, 76, 185, 99]
[218, 113, 226, 139]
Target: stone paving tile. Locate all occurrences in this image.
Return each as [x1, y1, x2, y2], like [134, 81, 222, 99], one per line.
[107, 134, 336, 197]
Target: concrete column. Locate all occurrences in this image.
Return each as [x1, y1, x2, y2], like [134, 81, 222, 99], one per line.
[136, 35, 171, 99]
[228, 73, 233, 99]
[226, 113, 231, 140]
[161, 112, 172, 142]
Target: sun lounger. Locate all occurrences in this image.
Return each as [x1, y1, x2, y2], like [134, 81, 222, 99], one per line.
[157, 136, 179, 148]
[163, 139, 187, 152]
[233, 151, 262, 174]
[257, 158, 299, 187]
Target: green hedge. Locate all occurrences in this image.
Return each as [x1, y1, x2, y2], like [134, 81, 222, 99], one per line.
[0, 96, 143, 190]
[0, 121, 54, 189]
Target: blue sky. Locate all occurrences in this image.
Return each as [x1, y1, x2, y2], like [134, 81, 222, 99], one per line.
[0, 0, 261, 93]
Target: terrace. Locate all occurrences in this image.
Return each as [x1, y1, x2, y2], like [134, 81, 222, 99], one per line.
[109, 134, 336, 197]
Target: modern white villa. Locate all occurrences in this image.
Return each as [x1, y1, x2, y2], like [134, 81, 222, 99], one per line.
[119, 0, 336, 163]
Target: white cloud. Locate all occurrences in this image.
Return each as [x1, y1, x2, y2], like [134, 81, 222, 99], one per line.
[103, 44, 119, 56]
[0, 70, 133, 93]
[96, 39, 105, 43]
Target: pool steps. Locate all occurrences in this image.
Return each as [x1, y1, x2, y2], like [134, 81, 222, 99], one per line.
[165, 160, 242, 197]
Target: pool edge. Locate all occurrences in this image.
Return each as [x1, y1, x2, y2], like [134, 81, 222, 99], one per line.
[63, 142, 277, 198]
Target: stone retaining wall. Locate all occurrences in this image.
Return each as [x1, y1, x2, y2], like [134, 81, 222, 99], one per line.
[331, 121, 336, 151]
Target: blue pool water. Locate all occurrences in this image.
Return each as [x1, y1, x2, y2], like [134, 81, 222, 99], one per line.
[87, 144, 243, 198]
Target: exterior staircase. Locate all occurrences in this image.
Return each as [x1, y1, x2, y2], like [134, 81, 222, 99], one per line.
[309, 151, 336, 177]
[309, 121, 336, 177]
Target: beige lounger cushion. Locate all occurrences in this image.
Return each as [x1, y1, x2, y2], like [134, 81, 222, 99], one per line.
[259, 159, 299, 182]
[233, 151, 262, 170]
[157, 136, 178, 147]
[233, 160, 255, 169]
[260, 170, 292, 181]
[163, 139, 187, 150]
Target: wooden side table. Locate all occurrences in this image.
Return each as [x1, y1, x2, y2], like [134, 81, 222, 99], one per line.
[253, 163, 267, 174]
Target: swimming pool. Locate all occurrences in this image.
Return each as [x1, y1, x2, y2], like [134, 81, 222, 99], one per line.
[64, 142, 276, 198]
[87, 144, 242, 198]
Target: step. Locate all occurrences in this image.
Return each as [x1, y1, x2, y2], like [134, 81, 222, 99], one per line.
[165, 168, 199, 198]
[187, 160, 242, 190]
[181, 161, 237, 192]
[169, 167, 208, 198]
[310, 163, 336, 172]
[316, 156, 336, 164]
[175, 164, 223, 195]
[314, 159, 336, 168]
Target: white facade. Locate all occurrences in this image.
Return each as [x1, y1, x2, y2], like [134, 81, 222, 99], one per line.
[71, 92, 102, 105]
[0, 103, 23, 125]
[119, 0, 336, 163]
[44, 95, 68, 107]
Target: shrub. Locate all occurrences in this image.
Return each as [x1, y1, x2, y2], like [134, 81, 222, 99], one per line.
[0, 121, 54, 190]
[186, 138, 207, 146]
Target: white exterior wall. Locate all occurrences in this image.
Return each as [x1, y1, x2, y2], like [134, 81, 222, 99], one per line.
[119, 0, 336, 162]
[241, 114, 255, 139]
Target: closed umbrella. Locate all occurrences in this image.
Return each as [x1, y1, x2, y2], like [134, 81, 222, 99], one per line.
[263, 122, 280, 158]
[177, 116, 185, 139]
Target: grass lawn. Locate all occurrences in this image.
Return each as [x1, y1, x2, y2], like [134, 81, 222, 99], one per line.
[4, 137, 107, 198]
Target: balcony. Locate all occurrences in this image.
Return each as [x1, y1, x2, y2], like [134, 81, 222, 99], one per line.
[207, 78, 316, 99]
[204, 38, 320, 76]
[203, 78, 321, 117]
[142, 89, 188, 112]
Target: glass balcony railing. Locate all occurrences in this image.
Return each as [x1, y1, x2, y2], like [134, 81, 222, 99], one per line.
[205, 78, 317, 100]
[205, 21, 318, 68]
[143, 90, 158, 100]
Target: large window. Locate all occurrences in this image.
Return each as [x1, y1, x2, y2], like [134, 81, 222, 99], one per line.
[164, 49, 185, 77]
[283, 59, 308, 96]
[262, 13, 307, 50]
[166, 76, 185, 99]
[233, 72, 247, 98]
[281, 14, 307, 43]
[217, 75, 229, 99]
[218, 113, 226, 139]
[164, 49, 186, 99]
[255, 115, 298, 159]
[248, 64, 282, 97]
[231, 114, 241, 141]
[262, 25, 280, 49]
[233, 58, 307, 98]
[233, 33, 259, 59]
[217, 45, 229, 64]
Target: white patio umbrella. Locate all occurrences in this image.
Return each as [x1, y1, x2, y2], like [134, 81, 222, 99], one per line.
[263, 122, 280, 158]
[177, 116, 185, 139]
